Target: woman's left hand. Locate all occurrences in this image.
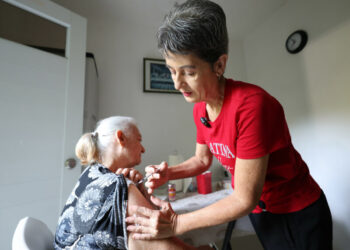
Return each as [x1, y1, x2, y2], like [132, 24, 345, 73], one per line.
[116, 168, 143, 183]
[125, 196, 178, 240]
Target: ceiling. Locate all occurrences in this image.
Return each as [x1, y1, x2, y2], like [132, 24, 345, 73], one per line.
[53, 0, 288, 39]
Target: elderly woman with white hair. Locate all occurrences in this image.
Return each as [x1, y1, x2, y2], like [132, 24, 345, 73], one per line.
[54, 116, 212, 250]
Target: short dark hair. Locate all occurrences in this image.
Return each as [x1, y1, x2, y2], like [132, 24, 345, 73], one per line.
[157, 0, 228, 64]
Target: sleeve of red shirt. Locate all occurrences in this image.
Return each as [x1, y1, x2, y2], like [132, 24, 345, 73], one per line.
[236, 93, 291, 159]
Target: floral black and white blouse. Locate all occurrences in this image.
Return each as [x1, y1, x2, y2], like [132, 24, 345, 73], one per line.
[54, 163, 130, 249]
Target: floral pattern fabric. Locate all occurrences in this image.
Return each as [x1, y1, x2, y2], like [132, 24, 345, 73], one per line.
[54, 163, 129, 249]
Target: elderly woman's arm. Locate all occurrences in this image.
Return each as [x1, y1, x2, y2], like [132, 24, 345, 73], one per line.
[115, 168, 158, 209]
[127, 184, 212, 250]
[127, 154, 269, 240]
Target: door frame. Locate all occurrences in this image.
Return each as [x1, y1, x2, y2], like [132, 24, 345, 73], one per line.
[3, 0, 87, 209]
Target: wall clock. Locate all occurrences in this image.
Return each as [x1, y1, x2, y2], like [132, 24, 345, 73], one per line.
[285, 30, 308, 54]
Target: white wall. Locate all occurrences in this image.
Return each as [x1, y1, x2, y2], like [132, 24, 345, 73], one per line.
[52, 0, 247, 184]
[83, 11, 198, 168]
[243, 0, 350, 249]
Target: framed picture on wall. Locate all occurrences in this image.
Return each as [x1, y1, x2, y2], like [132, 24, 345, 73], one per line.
[143, 58, 180, 94]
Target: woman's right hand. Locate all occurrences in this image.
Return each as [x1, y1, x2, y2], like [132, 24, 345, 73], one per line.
[145, 161, 169, 194]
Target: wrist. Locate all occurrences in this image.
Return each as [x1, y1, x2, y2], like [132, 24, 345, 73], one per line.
[173, 213, 185, 235]
[167, 166, 176, 181]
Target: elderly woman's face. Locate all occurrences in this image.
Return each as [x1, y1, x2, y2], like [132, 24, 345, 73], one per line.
[124, 126, 145, 166]
[165, 52, 218, 103]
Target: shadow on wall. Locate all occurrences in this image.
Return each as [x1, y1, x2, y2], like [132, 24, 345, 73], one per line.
[292, 116, 350, 250]
[297, 14, 350, 250]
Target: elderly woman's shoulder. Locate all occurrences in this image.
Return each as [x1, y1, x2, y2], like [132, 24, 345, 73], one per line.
[84, 164, 126, 186]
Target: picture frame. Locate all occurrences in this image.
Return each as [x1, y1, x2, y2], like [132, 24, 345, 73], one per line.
[143, 58, 180, 94]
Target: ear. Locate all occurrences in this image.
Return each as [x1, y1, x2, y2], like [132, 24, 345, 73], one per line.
[214, 54, 228, 76]
[116, 130, 126, 147]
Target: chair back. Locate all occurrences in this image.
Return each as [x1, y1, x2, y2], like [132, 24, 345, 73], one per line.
[12, 217, 54, 250]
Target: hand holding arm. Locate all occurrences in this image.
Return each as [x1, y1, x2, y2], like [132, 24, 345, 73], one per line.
[126, 195, 178, 240]
[127, 154, 269, 239]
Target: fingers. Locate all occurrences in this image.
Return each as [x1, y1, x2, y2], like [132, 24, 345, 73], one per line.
[126, 202, 177, 240]
[150, 195, 167, 208]
[145, 165, 156, 173]
[144, 179, 156, 188]
[129, 169, 143, 182]
[144, 181, 156, 194]
[116, 168, 143, 183]
[144, 162, 169, 194]
[127, 224, 150, 234]
[147, 187, 154, 194]
[146, 163, 167, 182]
[127, 222, 156, 240]
[116, 168, 131, 176]
[129, 214, 153, 227]
[130, 232, 154, 240]
[126, 219, 164, 240]
[123, 168, 131, 177]
[145, 162, 167, 174]
[116, 168, 126, 175]
[145, 165, 159, 178]
[159, 161, 168, 170]
[132, 205, 158, 218]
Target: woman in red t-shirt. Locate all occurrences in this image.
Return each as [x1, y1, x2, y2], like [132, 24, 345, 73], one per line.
[126, 1, 332, 249]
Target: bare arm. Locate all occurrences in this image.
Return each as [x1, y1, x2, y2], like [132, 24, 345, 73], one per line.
[175, 155, 269, 234]
[168, 143, 213, 180]
[127, 184, 211, 250]
[127, 154, 269, 239]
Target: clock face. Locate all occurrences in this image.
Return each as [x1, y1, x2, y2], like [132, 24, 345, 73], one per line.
[286, 30, 308, 54]
[287, 33, 302, 51]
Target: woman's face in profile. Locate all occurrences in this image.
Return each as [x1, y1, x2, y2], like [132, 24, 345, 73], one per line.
[165, 52, 218, 103]
[124, 126, 145, 167]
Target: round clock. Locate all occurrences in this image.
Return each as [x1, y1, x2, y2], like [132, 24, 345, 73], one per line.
[285, 30, 308, 54]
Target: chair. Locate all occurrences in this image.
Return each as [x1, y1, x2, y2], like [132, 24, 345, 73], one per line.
[12, 216, 54, 250]
[221, 220, 237, 250]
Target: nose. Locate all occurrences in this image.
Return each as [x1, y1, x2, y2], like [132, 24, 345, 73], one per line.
[141, 144, 145, 153]
[173, 73, 183, 90]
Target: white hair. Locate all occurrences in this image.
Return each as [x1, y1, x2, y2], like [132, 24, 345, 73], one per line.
[95, 116, 137, 154]
[75, 116, 137, 165]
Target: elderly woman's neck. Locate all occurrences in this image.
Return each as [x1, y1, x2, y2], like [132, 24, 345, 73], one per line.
[101, 155, 119, 173]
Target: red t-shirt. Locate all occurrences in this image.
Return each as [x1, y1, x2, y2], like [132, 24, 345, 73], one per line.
[193, 79, 321, 213]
